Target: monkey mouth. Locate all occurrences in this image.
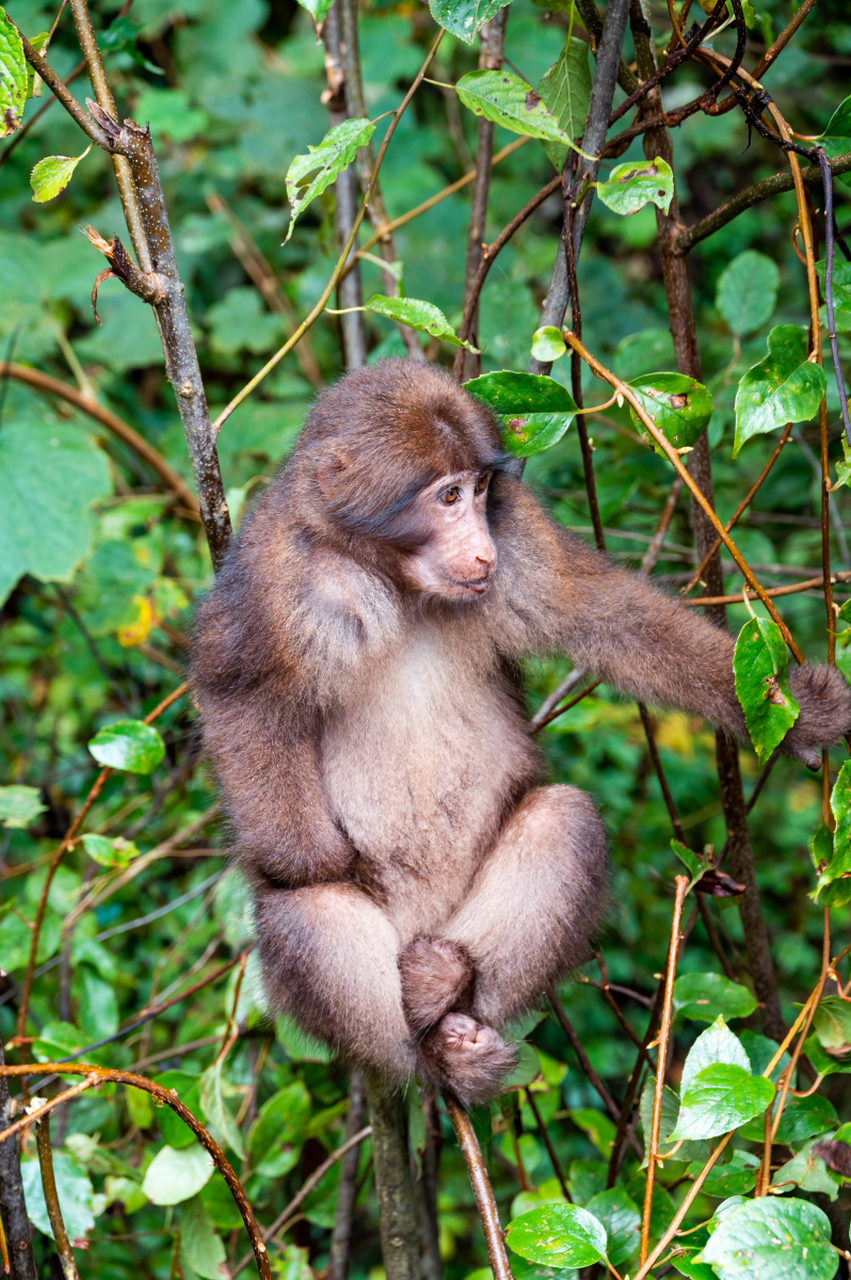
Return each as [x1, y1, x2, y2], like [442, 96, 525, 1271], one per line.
[455, 576, 491, 595]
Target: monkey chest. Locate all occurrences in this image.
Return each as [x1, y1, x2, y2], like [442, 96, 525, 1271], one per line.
[319, 635, 537, 876]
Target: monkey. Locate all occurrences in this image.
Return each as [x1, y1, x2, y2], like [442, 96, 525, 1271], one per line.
[192, 358, 851, 1107]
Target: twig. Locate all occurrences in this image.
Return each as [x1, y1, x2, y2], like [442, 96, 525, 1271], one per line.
[817, 148, 851, 451]
[232, 1126, 372, 1278]
[35, 1117, 80, 1280]
[212, 29, 445, 435]
[0, 1064, 271, 1280]
[547, 988, 620, 1121]
[640, 876, 687, 1265]
[443, 1094, 513, 1280]
[531, 678, 603, 733]
[637, 705, 685, 843]
[686, 569, 851, 606]
[524, 1089, 571, 1201]
[529, 668, 588, 730]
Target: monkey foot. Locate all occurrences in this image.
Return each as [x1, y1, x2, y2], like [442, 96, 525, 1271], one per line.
[398, 937, 475, 1035]
[419, 1012, 517, 1108]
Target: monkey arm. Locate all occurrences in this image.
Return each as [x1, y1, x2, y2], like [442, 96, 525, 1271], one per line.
[492, 481, 851, 763]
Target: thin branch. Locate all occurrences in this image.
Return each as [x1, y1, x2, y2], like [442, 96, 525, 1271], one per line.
[637, 705, 685, 843]
[443, 1094, 513, 1280]
[232, 1126, 373, 1278]
[524, 1088, 571, 1201]
[531, 678, 603, 733]
[547, 988, 620, 1122]
[606, 983, 664, 1189]
[15, 28, 111, 146]
[0, 1064, 271, 1280]
[329, 1069, 366, 1280]
[686, 570, 851, 606]
[817, 148, 851, 451]
[750, 0, 818, 82]
[0, 363, 199, 515]
[35, 1118, 80, 1280]
[640, 876, 687, 1265]
[212, 29, 444, 435]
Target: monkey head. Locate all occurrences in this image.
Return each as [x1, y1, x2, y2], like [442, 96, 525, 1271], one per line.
[297, 359, 512, 601]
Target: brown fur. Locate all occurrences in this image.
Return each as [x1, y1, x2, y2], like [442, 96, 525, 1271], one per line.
[192, 358, 851, 1105]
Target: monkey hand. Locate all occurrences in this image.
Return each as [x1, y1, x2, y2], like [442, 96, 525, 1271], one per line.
[780, 664, 851, 769]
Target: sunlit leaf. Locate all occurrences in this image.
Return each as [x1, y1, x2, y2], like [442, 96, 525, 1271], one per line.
[0, 784, 46, 827]
[285, 118, 376, 243]
[464, 370, 577, 456]
[80, 832, 139, 869]
[364, 294, 476, 351]
[141, 1142, 214, 1205]
[733, 617, 799, 763]
[506, 1203, 607, 1269]
[700, 1196, 834, 1279]
[628, 371, 712, 454]
[680, 1017, 751, 1097]
[30, 147, 92, 202]
[673, 972, 757, 1022]
[596, 158, 673, 216]
[530, 326, 567, 362]
[456, 70, 577, 145]
[0, 7, 26, 136]
[670, 1063, 774, 1140]
[733, 325, 827, 456]
[426, 0, 505, 43]
[88, 719, 165, 773]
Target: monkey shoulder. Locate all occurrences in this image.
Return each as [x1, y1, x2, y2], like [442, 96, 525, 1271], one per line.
[294, 552, 402, 675]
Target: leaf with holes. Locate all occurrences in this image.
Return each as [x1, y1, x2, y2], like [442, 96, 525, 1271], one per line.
[733, 325, 827, 456]
[733, 617, 799, 763]
[456, 70, 577, 146]
[506, 1203, 607, 1269]
[537, 36, 591, 171]
[364, 295, 477, 351]
[427, 0, 505, 43]
[285, 118, 375, 243]
[30, 146, 91, 202]
[700, 1196, 835, 1279]
[464, 371, 578, 456]
[628, 372, 712, 455]
[0, 8, 26, 135]
[596, 157, 673, 216]
[88, 719, 165, 774]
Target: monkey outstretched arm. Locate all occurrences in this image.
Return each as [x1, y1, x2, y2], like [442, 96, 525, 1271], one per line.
[493, 481, 851, 764]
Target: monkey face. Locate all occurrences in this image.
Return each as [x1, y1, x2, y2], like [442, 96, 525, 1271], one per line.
[400, 468, 497, 600]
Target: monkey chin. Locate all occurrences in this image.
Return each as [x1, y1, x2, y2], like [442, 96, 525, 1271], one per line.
[418, 1013, 518, 1109]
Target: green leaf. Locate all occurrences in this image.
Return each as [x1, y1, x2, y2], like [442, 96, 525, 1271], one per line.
[670, 1246, 717, 1279]
[426, 0, 505, 43]
[24, 30, 47, 98]
[638, 1078, 709, 1163]
[248, 1082, 312, 1177]
[819, 135, 851, 191]
[456, 70, 577, 146]
[30, 147, 91, 202]
[285, 117, 376, 243]
[569, 1109, 617, 1157]
[506, 1203, 607, 1269]
[733, 617, 799, 763]
[88, 719, 165, 774]
[685, 1149, 760, 1198]
[673, 972, 758, 1022]
[293, 0, 334, 21]
[364, 295, 476, 351]
[200, 1061, 245, 1158]
[21, 1152, 95, 1243]
[773, 1137, 843, 1200]
[680, 1017, 751, 1096]
[811, 995, 851, 1057]
[596, 158, 673, 216]
[671, 1063, 774, 1140]
[583, 1189, 640, 1267]
[0, 8, 26, 136]
[670, 838, 707, 891]
[0, 784, 45, 828]
[715, 249, 779, 336]
[464, 371, 578, 456]
[0, 417, 112, 606]
[32, 1021, 87, 1064]
[824, 95, 851, 140]
[628, 372, 712, 455]
[274, 1013, 334, 1063]
[733, 325, 827, 456]
[141, 1142, 214, 1205]
[822, 761, 851, 887]
[803, 1030, 851, 1076]
[771, 1092, 839, 1144]
[80, 833, 139, 869]
[536, 36, 592, 171]
[700, 1196, 835, 1279]
[530, 326, 567, 362]
[153, 1071, 204, 1149]
[179, 1195, 229, 1280]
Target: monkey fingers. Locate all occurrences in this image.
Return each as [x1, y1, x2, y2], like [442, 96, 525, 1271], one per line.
[398, 937, 475, 1036]
[419, 1013, 517, 1108]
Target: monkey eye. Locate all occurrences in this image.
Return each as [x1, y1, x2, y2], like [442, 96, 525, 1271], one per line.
[439, 486, 461, 505]
[475, 471, 492, 494]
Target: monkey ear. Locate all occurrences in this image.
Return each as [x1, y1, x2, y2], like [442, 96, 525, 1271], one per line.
[316, 449, 351, 500]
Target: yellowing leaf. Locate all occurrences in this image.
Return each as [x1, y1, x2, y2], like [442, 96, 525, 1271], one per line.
[117, 595, 159, 647]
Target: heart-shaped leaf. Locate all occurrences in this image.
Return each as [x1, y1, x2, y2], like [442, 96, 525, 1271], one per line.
[628, 372, 712, 454]
[464, 370, 578, 456]
[733, 325, 827, 456]
[670, 1063, 774, 1140]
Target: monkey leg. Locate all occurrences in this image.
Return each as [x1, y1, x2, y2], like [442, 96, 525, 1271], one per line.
[255, 881, 416, 1085]
[443, 784, 608, 1028]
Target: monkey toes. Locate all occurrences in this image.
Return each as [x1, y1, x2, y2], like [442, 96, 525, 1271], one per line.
[398, 937, 475, 1035]
[421, 1013, 517, 1107]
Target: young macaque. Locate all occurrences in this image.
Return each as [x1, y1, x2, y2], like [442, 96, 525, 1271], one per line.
[192, 359, 851, 1106]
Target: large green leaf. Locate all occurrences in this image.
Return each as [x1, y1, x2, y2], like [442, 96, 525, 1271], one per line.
[673, 972, 757, 1022]
[464, 370, 578, 456]
[364, 295, 475, 350]
[88, 719, 165, 774]
[248, 1082, 312, 1177]
[628, 372, 712, 454]
[680, 1017, 751, 1096]
[700, 1196, 835, 1279]
[733, 617, 799, 763]
[536, 36, 591, 171]
[670, 1063, 774, 1140]
[716, 249, 779, 336]
[141, 1142, 214, 1205]
[772, 1137, 843, 1200]
[0, 416, 111, 605]
[733, 325, 827, 456]
[506, 1203, 607, 1269]
[427, 0, 505, 43]
[583, 1189, 640, 1267]
[285, 118, 376, 243]
[0, 8, 26, 136]
[179, 1195, 229, 1280]
[596, 158, 673, 216]
[456, 70, 577, 145]
[21, 1152, 96, 1243]
[200, 1060, 245, 1158]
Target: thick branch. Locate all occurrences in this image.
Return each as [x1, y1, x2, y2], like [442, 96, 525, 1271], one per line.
[0, 1044, 36, 1280]
[36, 1119, 80, 1280]
[443, 1094, 513, 1280]
[364, 1076, 420, 1280]
[16, 29, 110, 146]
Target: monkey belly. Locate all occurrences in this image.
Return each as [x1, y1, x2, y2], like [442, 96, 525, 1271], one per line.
[320, 634, 538, 939]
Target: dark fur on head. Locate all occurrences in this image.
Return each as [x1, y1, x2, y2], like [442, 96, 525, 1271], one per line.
[192, 358, 851, 1105]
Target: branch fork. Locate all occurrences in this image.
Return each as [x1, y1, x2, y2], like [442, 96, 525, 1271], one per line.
[82, 225, 164, 322]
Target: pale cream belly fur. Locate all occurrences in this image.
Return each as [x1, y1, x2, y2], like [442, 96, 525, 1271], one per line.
[320, 624, 538, 941]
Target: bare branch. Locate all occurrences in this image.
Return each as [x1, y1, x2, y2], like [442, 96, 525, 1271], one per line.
[35, 1117, 80, 1280]
[443, 1094, 513, 1280]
